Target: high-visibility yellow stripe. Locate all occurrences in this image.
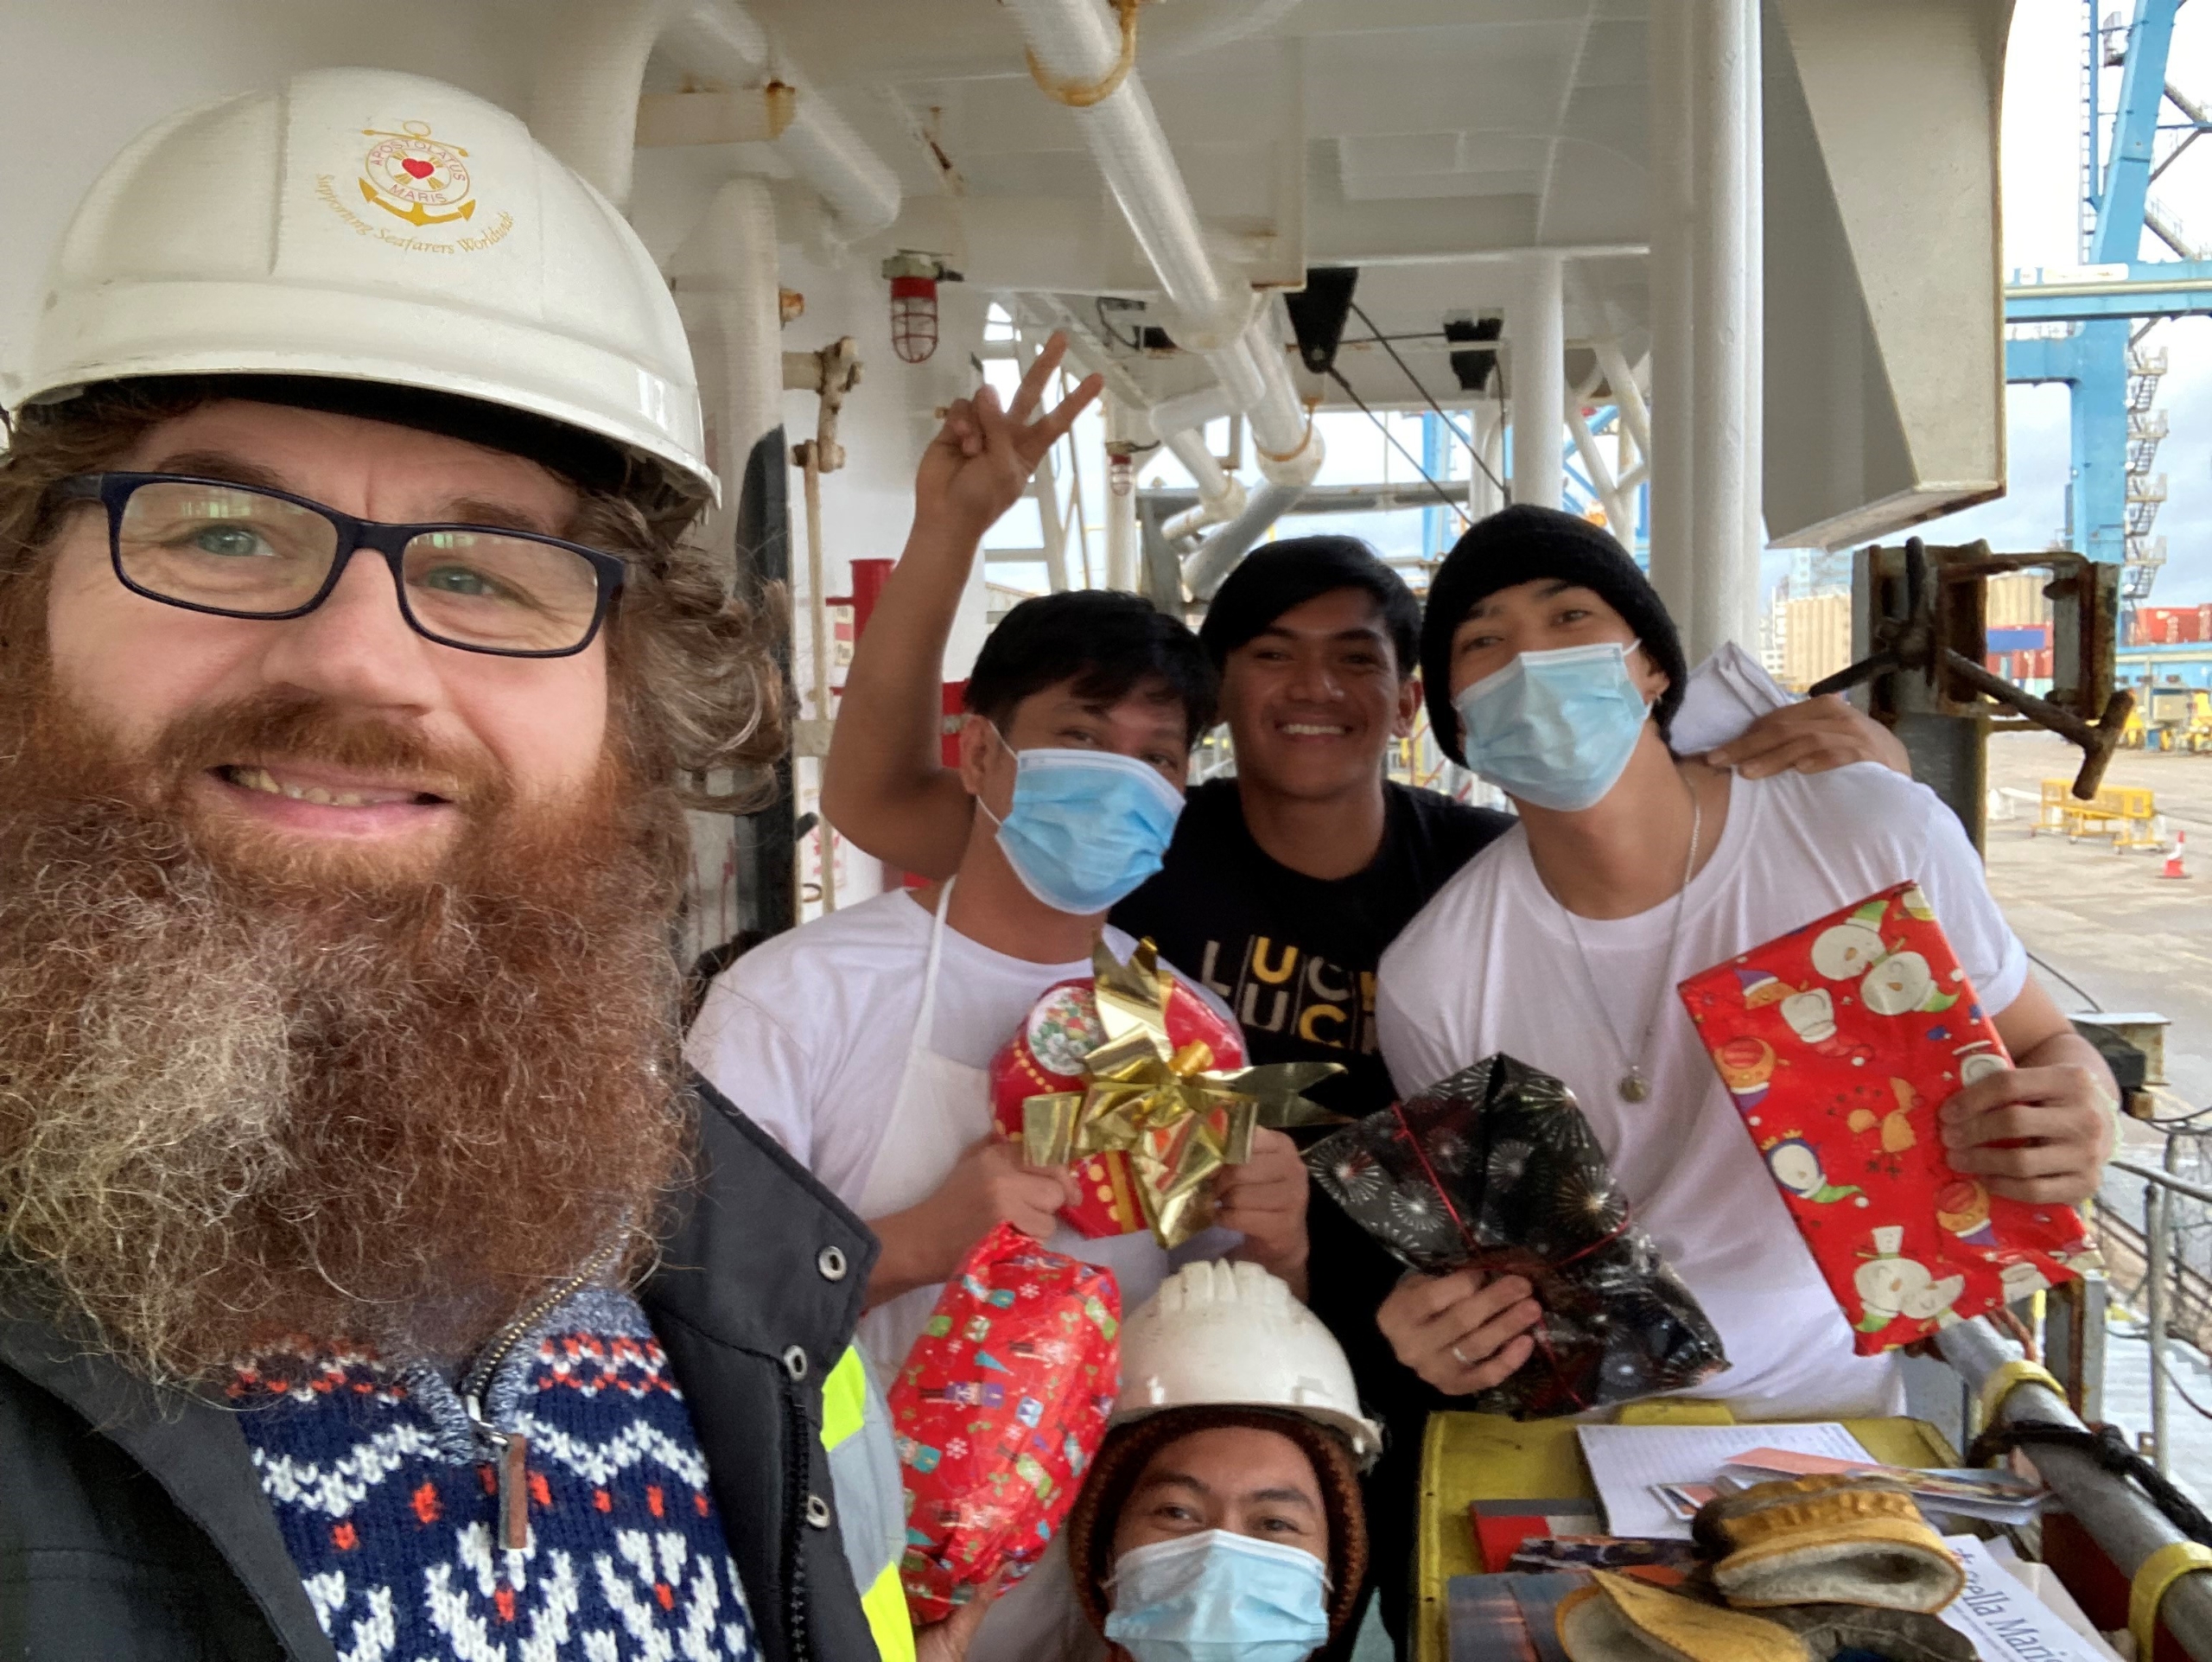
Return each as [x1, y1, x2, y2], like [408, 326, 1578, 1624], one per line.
[861, 1559, 917, 1662]
[822, 1346, 868, 1451]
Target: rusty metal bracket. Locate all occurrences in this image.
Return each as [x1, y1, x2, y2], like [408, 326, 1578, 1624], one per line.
[1809, 536, 2133, 801]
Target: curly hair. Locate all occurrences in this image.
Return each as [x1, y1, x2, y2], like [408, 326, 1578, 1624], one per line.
[0, 379, 785, 812]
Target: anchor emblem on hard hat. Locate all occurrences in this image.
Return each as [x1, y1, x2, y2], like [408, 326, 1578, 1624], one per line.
[357, 121, 476, 227]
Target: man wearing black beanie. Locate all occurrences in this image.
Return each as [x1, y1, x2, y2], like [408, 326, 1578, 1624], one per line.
[1369, 506, 2119, 1425]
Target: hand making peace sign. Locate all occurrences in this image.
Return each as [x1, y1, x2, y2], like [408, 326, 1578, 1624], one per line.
[913, 330, 1103, 544]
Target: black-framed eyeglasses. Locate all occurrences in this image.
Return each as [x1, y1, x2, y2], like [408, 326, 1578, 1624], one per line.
[54, 472, 628, 659]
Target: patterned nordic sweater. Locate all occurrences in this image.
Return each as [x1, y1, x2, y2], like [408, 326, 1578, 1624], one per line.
[232, 1284, 758, 1661]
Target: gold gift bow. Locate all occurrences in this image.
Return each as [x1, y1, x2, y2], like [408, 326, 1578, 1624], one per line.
[1020, 938, 1345, 1247]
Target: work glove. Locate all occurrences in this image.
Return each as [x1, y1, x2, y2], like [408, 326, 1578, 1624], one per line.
[1557, 1570, 1810, 1662]
[1763, 1602, 1980, 1662]
[1691, 1474, 1965, 1613]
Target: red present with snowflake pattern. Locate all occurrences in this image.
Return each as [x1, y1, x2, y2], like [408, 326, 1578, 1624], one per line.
[1677, 881, 2101, 1355]
[887, 1223, 1121, 1622]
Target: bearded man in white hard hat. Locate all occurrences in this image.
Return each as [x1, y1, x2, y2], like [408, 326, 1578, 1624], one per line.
[0, 69, 901, 1662]
[1061, 1261, 1382, 1662]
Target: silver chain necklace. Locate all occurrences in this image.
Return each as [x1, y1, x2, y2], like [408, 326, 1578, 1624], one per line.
[1560, 789, 1704, 1103]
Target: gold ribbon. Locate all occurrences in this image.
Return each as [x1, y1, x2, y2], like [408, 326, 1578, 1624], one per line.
[1020, 939, 1344, 1247]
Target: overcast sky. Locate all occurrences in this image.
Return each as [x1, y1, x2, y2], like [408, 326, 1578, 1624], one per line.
[1821, 0, 2212, 605]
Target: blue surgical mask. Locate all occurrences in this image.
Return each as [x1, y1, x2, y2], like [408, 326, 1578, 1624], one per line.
[1452, 640, 1652, 811]
[978, 740, 1184, 915]
[1104, 1530, 1331, 1662]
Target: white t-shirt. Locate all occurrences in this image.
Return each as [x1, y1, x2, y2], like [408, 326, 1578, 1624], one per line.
[1376, 763, 2031, 1420]
[686, 887, 1229, 1213]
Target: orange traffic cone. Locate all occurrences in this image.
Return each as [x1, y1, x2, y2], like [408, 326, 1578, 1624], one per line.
[2161, 830, 2190, 879]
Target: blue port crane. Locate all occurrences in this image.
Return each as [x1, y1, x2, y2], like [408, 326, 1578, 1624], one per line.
[2003, 0, 2212, 608]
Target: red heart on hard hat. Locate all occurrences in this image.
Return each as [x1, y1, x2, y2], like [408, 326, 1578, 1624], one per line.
[401, 158, 435, 180]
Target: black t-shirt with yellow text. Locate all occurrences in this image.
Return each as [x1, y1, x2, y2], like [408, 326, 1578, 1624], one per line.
[1113, 777, 1510, 1118]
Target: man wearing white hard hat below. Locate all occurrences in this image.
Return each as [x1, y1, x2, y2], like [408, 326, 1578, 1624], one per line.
[0, 69, 901, 1662]
[1061, 1261, 1381, 1662]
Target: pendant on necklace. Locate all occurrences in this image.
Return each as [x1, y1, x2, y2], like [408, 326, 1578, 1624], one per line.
[1618, 1068, 1651, 1103]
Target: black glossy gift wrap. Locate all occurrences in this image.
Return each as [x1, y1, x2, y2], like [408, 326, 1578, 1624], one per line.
[1305, 1054, 1726, 1418]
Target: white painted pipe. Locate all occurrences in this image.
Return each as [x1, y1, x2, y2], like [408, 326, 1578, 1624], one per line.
[1242, 315, 1325, 487]
[1507, 252, 1565, 510]
[531, 0, 900, 240]
[1007, 0, 1244, 341]
[681, 177, 786, 548]
[1566, 397, 1630, 539]
[1646, 0, 1696, 622]
[1104, 393, 1141, 592]
[1687, 0, 1760, 659]
[1125, 385, 1237, 446]
[1736, 0, 1765, 630]
[668, 4, 902, 239]
[1185, 480, 1306, 599]
[531, 0, 683, 209]
[1160, 428, 1245, 540]
[1008, 0, 1320, 556]
[1592, 339, 1652, 470]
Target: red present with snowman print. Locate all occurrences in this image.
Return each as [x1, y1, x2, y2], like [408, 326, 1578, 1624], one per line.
[1677, 882, 2100, 1355]
[887, 1224, 1121, 1621]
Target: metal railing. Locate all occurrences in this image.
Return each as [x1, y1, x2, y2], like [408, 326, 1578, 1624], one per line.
[1940, 1318, 2212, 1662]
[2108, 1130, 2212, 1478]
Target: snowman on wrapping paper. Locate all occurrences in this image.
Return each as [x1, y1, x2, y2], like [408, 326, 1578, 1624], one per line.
[1852, 1224, 1967, 1333]
[1811, 892, 1961, 1019]
[1762, 1133, 1868, 1207]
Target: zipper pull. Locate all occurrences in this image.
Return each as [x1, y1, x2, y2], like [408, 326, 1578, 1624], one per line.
[467, 1394, 531, 1551]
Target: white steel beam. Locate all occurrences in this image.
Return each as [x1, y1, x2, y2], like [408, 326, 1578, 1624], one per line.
[1687, 0, 1762, 659]
[1508, 252, 1566, 509]
[1646, 0, 1697, 627]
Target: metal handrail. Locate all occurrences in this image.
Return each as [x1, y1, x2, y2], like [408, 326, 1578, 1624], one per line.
[2114, 1156, 2212, 1208]
[2107, 1148, 2212, 1481]
[1939, 1318, 2212, 1662]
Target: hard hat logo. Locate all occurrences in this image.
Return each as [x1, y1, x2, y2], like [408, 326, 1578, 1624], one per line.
[359, 123, 475, 226]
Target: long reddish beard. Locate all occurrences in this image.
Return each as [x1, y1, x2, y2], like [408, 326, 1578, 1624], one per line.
[0, 674, 693, 1385]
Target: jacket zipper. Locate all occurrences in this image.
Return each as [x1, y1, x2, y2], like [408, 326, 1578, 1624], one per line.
[457, 1237, 625, 1550]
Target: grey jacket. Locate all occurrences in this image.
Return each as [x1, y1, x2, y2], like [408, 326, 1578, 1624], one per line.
[0, 1078, 881, 1662]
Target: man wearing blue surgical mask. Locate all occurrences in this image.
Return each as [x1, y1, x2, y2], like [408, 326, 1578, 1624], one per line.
[1371, 506, 2119, 1422]
[687, 376, 1312, 1662]
[1063, 1261, 1378, 1662]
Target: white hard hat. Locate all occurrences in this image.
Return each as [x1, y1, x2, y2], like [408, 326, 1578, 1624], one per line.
[1116, 1260, 1382, 1467]
[7, 67, 712, 501]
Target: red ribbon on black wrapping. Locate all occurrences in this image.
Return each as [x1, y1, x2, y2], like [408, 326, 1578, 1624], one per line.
[1386, 1098, 1636, 1412]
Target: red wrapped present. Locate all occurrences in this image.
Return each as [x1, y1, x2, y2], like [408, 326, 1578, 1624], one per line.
[1677, 882, 2101, 1353]
[887, 1223, 1121, 1621]
[989, 939, 1341, 1245]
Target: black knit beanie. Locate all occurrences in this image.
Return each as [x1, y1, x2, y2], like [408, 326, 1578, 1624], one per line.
[1419, 504, 1688, 764]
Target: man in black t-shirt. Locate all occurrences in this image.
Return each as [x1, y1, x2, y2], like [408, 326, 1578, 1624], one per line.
[1111, 541, 1510, 1115]
[1108, 542, 1514, 1648]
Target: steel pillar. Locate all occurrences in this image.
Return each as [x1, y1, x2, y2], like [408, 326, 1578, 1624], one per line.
[1687, 0, 1762, 660]
[1508, 252, 1566, 510]
[1646, 0, 1697, 622]
[2005, 325, 2130, 568]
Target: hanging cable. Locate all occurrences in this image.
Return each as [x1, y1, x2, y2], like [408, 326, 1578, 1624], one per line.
[1346, 299, 1509, 502]
[1336, 298, 1513, 504]
[2028, 949, 2102, 1012]
[1324, 366, 1470, 527]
